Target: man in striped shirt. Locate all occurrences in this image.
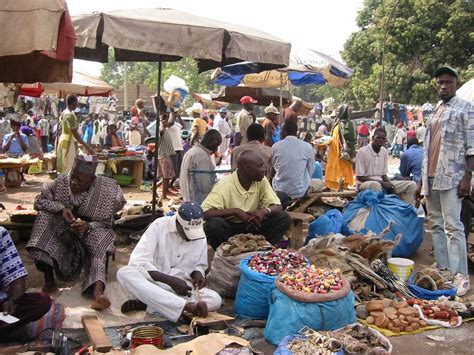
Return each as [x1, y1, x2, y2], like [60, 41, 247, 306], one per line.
[0, 227, 51, 342]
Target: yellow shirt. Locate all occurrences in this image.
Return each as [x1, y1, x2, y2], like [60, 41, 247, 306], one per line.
[202, 171, 280, 223]
[192, 118, 207, 136]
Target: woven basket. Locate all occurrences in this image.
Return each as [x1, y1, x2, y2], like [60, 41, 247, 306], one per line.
[275, 274, 351, 303]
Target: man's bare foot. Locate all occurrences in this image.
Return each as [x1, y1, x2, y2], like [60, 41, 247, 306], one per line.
[91, 295, 111, 311]
[121, 299, 147, 313]
[42, 281, 58, 294]
[184, 301, 208, 318]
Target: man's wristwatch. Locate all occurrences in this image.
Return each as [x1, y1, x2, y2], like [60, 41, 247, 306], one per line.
[265, 207, 271, 216]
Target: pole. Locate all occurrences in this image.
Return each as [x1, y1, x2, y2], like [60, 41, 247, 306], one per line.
[123, 63, 128, 110]
[378, 0, 401, 124]
[152, 56, 162, 216]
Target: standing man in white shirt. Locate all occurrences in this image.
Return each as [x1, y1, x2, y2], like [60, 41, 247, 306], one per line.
[38, 116, 50, 153]
[213, 107, 232, 156]
[416, 122, 426, 146]
[117, 202, 222, 321]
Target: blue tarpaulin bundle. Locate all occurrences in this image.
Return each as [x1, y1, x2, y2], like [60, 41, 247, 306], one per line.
[264, 287, 356, 345]
[341, 190, 423, 257]
[306, 209, 343, 243]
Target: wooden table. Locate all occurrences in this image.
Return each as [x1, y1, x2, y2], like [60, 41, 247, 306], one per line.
[104, 155, 145, 188]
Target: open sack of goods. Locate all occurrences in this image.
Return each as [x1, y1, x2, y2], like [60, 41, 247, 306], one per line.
[299, 222, 409, 303]
[407, 267, 457, 300]
[207, 234, 272, 298]
[234, 248, 308, 319]
[274, 324, 393, 355]
[264, 266, 356, 345]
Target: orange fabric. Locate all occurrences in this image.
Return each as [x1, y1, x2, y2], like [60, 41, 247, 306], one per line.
[324, 125, 354, 189]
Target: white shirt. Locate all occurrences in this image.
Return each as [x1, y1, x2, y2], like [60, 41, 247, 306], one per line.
[214, 114, 231, 137]
[393, 128, 406, 145]
[128, 215, 207, 282]
[167, 122, 183, 151]
[355, 144, 388, 183]
[416, 126, 426, 142]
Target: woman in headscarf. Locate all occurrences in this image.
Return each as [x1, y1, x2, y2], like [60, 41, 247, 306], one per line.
[324, 104, 356, 189]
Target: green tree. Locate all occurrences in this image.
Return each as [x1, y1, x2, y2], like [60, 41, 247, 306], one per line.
[343, 0, 473, 109]
[100, 50, 215, 105]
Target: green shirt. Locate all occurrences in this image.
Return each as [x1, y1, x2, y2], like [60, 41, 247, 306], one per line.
[201, 171, 280, 223]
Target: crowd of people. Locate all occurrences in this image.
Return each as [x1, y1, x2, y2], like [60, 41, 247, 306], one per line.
[0, 66, 472, 342]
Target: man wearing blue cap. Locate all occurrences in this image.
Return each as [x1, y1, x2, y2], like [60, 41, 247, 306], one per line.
[117, 201, 222, 321]
[419, 66, 473, 296]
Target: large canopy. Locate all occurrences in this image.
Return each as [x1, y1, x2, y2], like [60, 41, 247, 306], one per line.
[212, 48, 354, 88]
[0, 0, 75, 83]
[457, 79, 474, 103]
[211, 86, 292, 107]
[72, 8, 291, 72]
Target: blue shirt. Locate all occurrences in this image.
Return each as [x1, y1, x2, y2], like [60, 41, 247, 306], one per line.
[0, 227, 28, 301]
[399, 144, 423, 183]
[2, 132, 29, 155]
[272, 136, 315, 198]
[312, 161, 323, 179]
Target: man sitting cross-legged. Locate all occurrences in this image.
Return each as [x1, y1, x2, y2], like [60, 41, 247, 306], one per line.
[117, 202, 222, 321]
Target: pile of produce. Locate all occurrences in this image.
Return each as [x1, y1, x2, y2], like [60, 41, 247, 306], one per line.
[220, 234, 271, 257]
[407, 298, 460, 326]
[358, 299, 428, 333]
[286, 330, 342, 355]
[278, 265, 344, 295]
[247, 248, 306, 276]
[329, 324, 392, 355]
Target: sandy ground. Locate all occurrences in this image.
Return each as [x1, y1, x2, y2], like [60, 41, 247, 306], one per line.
[1, 169, 474, 354]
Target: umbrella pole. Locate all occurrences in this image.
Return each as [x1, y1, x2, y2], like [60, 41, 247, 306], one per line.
[152, 56, 162, 216]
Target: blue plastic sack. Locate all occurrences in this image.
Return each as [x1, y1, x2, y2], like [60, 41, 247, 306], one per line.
[264, 287, 356, 345]
[234, 256, 276, 319]
[407, 274, 457, 300]
[341, 190, 423, 257]
[306, 209, 343, 243]
[274, 334, 344, 355]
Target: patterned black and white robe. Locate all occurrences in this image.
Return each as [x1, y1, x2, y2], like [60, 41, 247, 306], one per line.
[27, 174, 126, 293]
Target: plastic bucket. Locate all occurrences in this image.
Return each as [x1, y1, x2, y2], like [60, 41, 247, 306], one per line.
[387, 257, 414, 281]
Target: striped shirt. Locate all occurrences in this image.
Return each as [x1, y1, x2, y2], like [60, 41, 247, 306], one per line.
[158, 124, 177, 159]
[0, 227, 28, 301]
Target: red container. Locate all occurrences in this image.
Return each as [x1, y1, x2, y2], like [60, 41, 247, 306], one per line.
[130, 326, 164, 349]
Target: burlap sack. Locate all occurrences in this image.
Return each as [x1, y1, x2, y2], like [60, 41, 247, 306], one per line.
[207, 248, 261, 298]
[275, 274, 351, 303]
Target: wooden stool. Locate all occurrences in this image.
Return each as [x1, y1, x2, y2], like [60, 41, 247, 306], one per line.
[287, 211, 315, 250]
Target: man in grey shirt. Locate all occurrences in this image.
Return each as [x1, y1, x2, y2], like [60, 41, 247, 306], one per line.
[272, 121, 315, 201]
[179, 130, 222, 205]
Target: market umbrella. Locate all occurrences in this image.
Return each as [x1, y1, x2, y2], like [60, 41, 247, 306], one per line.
[0, 0, 76, 83]
[211, 86, 292, 107]
[43, 70, 114, 97]
[457, 79, 474, 103]
[19, 70, 114, 98]
[212, 48, 354, 88]
[72, 8, 291, 214]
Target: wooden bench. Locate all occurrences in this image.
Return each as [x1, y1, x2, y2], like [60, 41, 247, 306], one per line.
[293, 190, 356, 214]
[287, 211, 315, 250]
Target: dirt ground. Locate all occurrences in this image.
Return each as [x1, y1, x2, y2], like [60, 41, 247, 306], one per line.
[1, 171, 474, 354]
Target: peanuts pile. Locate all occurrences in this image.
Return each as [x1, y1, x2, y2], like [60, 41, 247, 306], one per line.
[364, 299, 427, 333]
[247, 248, 306, 276]
[278, 265, 344, 294]
[407, 298, 459, 326]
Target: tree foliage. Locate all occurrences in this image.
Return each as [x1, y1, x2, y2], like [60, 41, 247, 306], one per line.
[342, 0, 473, 108]
[100, 49, 215, 105]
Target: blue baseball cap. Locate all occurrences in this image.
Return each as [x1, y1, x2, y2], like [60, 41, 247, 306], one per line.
[177, 201, 205, 240]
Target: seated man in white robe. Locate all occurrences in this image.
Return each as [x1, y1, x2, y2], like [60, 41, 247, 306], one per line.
[117, 201, 222, 321]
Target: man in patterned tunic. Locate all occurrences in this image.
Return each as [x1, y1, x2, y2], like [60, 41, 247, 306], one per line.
[27, 156, 126, 310]
[0, 227, 51, 341]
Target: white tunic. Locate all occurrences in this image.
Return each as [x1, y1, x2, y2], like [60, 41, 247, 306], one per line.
[117, 215, 222, 322]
